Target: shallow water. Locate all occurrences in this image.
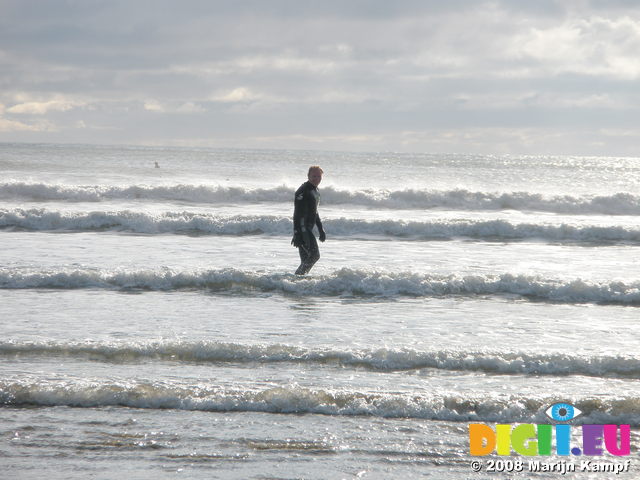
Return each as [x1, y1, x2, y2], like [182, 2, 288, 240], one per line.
[1, 143, 639, 478]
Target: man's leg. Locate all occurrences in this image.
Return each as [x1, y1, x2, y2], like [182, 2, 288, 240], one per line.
[295, 233, 320, 275]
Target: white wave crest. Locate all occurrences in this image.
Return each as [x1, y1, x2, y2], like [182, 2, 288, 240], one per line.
[0, 208, 291, 235]
[2, 340, 639, 378]
[2, 208, 639, 243]
[2, 378, 639, 424]
[2, 182, 640, 214]
[0, 182, 293, 203]
[1, 267, 638, 304]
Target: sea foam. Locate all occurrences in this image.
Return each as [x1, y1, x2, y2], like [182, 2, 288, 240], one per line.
[2, 208, 639, 244]
[2, 377, 639, 424]
[0, 267, 638, 304]
[2, 340, 639, 378]
[2, 182, 640, 215]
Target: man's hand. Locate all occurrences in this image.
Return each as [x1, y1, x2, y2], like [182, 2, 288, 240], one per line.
[319, 229, 326, 242]
[291, 231, 303, 247]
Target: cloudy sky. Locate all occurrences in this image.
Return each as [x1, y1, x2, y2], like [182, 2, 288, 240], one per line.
[1, 0, 639, 154]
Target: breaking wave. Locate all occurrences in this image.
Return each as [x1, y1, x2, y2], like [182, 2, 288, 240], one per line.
[2, 208, 639, 244]
[2, 340, 640, 378]
[0, 267, 638, 304]
[2, 377, 639, 424]
[2, 182, 640, 215]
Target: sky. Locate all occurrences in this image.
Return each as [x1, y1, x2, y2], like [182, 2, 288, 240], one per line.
[1, 0, 639, 155]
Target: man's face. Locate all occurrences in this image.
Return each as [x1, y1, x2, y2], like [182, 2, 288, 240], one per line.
[308, 170, 323, 187]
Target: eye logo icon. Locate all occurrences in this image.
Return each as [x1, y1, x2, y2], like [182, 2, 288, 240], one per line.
[545, 402, 582, 422]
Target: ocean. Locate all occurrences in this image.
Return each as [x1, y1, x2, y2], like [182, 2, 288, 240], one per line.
[1, 143, 639, 479]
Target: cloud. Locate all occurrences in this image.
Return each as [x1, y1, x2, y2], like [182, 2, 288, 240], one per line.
[453, 91, 630, 110]
[175, 102, 205, 113]
[7, 97, 86, 115]
[0, 117, 51, 132]
[1, 1, 640, 154]
[143, 100, 165, 112]
[513, 16, 640, 79]
[216, 87, 258, 103]
[144, 99, 206, 113]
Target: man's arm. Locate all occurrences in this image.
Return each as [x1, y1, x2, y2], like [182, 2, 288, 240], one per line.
[292, 186, 306, 247]
[316, 214, 326, 242]
[293, 186, 307, 232]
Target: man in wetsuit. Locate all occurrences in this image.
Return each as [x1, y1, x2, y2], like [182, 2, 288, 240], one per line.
[291, 166, 326, 275]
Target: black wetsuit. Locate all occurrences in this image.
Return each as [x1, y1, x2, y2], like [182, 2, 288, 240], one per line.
[292, 181, 324, 275]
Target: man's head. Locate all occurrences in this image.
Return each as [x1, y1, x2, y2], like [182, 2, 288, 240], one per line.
[307, 166, 323, 187]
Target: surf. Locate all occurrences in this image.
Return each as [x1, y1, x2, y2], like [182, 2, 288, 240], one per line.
[1, 267, 638, 305]
[3, 208, 640, 244]
[2, 377, 640, 424]
[3, 182, 640, 215]
[2, 339, 639, 378]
